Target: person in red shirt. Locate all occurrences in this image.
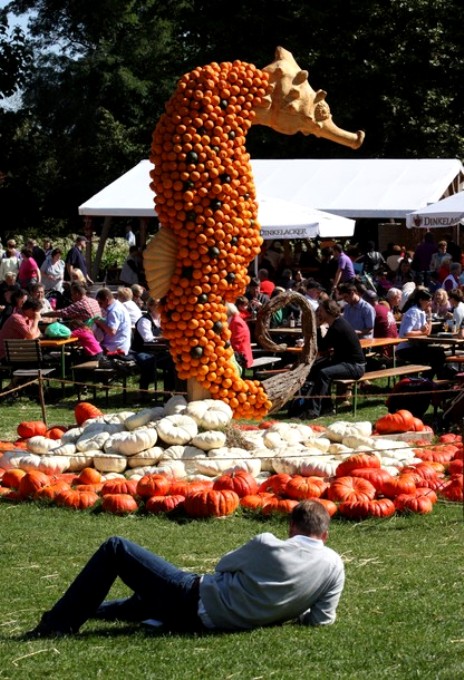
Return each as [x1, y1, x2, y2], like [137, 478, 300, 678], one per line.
[365, 291, 398, 339]
[226, 302, 253, 371]
[18, 247, 41, 291]
[0, 298, 42, 361]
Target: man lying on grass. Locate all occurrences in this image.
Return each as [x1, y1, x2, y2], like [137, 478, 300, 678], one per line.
[24, 500, 344, 638]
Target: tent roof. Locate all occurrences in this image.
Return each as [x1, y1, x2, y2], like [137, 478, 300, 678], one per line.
[406, 191, 464, 228]
[78, 158, 464, 220]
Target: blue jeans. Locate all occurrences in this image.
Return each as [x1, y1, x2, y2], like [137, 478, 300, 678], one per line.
[306, 360, 366, 415]
[39, 537, 203, 633]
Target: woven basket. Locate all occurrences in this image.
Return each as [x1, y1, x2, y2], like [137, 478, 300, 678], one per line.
[255, 291, 318, 413]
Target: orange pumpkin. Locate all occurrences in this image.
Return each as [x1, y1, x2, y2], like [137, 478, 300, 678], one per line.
[239, 492, 273, 510]
[213, 470, 258, 497]
[17, 420, 48, 439]
[327, 476, 376, 503]
[374, 409, 415, 434]
[145, 495, 185, 514]
[336, 453, 381, 477]
[285, 475, 328, 500]
[339, 498, 396, 519]
[262, 497, 299, 515]
[77, 467, 102, 485]
[184, 489, 239, 518]
[74, 402, 103, 426]
[35, 481, 71, 502]
[101, 478, 137, 497]
[136, 473, 171, 499]
[258, 473, 292, 497]
[56, 488, 100, 510]
[394, 493, 434, 514]
[1, 468, 27, 488]
[18, 470, 50, 498]
[101, 493, 139, 515]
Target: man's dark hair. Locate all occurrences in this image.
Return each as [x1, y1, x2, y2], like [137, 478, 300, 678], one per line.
[333, 243, 343, 254]
[291, 500, 330, 536]
[319, 298, 341, 318]
[96, 288, 114, 303]
[22, 299, 42, 312]
[11, 288, 28, 305]
[70, 282, 88, 296]
[337, 283, 357, 295]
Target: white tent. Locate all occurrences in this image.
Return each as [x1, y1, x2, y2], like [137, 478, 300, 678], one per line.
[78, 158, 464, 221]
[406, 191, 464, 228]
[257, 197, 355, 240]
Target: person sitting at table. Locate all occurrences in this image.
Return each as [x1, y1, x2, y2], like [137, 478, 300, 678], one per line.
[131, 284, 147, 311]
[0, 287, 29, 330]
[245, 279, 270, 317]
[303, 279, 325, 311]
[338, 283, 375, 339]
[42, 282, 101, 323]
[396, 288, 448, 380]
[444, 289, 464, 334]
[0, 298, 42, 362]
[364, 290, 398, 339]
[30, 283, 53, 314]
[235, 296, 251, 320]
[299, 299, 366, 419]
[130, 296, 175, 400]
[385, 288, 402, 321]
[94, 288, 132, 356]
[68, 319, 103, 361]
[431, 288, 451, 319]
[116, 286, 142, 326]
[442, 262, 462, 292]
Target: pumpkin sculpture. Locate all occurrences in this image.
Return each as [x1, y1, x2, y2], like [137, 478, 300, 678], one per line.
[146, 46, 364, 418]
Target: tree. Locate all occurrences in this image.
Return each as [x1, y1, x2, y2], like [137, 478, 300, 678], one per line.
[2, 0, 464, 234]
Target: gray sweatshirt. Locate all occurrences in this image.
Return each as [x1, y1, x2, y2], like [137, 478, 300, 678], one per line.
[199, 532, 344, 630]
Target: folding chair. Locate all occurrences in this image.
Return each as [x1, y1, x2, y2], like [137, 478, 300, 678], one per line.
[4, 339, 55, 398]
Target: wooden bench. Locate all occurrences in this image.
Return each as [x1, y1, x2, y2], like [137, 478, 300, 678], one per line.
[71, 360, 128, 405]
[333, 364, 432, 416]
[249, 355, 282, 378]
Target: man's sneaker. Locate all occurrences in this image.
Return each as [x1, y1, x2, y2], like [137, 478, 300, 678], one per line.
[22, 623, 70, 640]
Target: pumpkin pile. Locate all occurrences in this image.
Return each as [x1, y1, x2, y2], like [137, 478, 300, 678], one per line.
[147, 59, 272, 419]
[0, 401, 462, 518]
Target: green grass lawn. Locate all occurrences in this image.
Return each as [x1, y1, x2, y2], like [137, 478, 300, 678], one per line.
[0, 502, 462, 680]
[0, 383, 462, 679]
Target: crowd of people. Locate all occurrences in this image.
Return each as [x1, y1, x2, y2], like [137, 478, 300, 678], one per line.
[2, 230, 462, 408]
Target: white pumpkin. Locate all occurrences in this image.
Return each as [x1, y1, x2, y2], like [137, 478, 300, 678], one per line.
[326, 421, 372, 442]
[125, 465, 159, 478]
[60, 426, 85, 444]
[93, 452, 127, 473]
[271, 447, 311, 475]
[155, 414, 198, 445]
[76, 430, 111, 452]
[37, 455, 70, 475]
[304, 436, 331, 452]
[164, 395, 187, 415]
[50, 442, 77, 456]
[0, 450, 41, 471]
[103, 412, 136, 424]
[183, 399, 233, 429]
[268, 422, 314, 442]
[328, 443, 353, 455]
[299, 456, 339, 478]
[342, 435, 375, 450]
[26, 436, 60, 454]
[66, 452, 96, 471]
[126, 446, 165, 468]
[125, 407, 165, 431]
[190, 430, 227, 451]
[154, 459, 186, 478]
[104, 428, 158, 456]
[250, 447, 276, 472]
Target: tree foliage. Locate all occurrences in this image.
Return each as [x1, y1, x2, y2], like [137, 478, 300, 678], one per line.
[1, 0, 464, 233]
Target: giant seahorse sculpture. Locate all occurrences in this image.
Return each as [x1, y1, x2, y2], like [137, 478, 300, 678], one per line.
[145, 46, 364, 419]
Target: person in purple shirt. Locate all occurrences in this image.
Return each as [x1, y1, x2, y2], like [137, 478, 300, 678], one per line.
[411, 232, 437, 274]
[331, 244, 355, 292]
